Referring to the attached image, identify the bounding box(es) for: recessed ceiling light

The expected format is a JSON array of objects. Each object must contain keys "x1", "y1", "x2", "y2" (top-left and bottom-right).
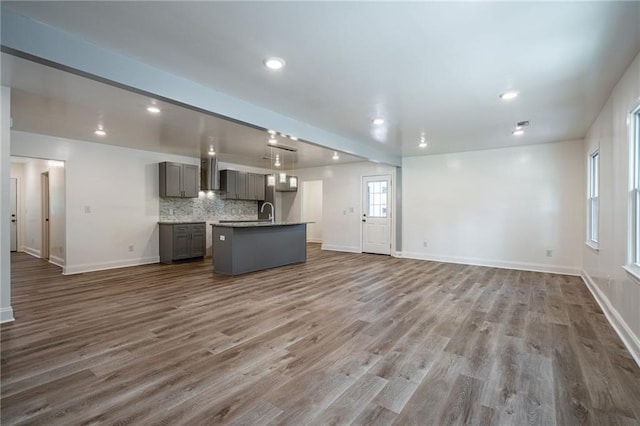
[
  {"x1": 147, "y1": 106, "x2": 161, "y2": 114},
  {"x1": 372, "y1": 118, "x2": 385, "y2": 125},
  {"x1": 512, "y1": 129, "x2": 525, "y2": 136},
  {"x1": 332, "y1": 151, "x2": 340, "y2": 160},
  {"x1": 208, "y1": 144, "x2": 216, "y2": 156},
  {"x1": 499, "y1": 90, "x2": 519, "y2": 100},
  {"x1": 264, "y1": 57, "x2": 285, "y2": 70},
  {"x1": 94, "y1": 127, "x2": 106, "y2": 136}
]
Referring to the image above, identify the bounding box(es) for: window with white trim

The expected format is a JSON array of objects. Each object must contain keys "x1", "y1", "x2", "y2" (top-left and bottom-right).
[
  {"x1": 629, "y1": 105, "x2": 640, "y2": 266},
  {"x1": 587, "y1": 149, "x2": 599, "y2": 246}
]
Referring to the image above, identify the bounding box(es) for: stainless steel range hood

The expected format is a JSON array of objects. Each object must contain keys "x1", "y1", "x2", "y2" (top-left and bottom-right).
[{"x1": 201, "y1": 157, "x2": 220, "y2": 191}]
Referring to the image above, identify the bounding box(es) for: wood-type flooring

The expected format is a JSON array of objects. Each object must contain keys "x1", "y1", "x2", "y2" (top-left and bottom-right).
[{"x1": 2, "y1": 246, "x2": 640, "y2": 425}]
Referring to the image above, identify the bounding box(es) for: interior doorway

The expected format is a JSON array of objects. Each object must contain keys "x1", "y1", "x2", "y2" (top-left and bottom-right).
[
  {"x1": 41, "y1": 171, "x2": 50, "y2": 260},
  {"x1": 301, "y1": 180, "x2": 323, "y2": 243},
  {"x1": 362, "y1": 175, "x2": 391, "y2": 255}
]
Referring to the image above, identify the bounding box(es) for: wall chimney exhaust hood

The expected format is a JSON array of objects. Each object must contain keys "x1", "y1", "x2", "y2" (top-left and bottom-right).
[{"x1": 201, "y1": 157, "x2": 220, "y2": 191}]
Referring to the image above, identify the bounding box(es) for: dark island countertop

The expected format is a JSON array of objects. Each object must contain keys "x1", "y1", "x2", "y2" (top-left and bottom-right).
[
  {"x1": 212, "y1": 221, "x2": 311, "y2": 228},
  {"x1": 158, "y1": 221, "x2": 206, "y2": 225}
]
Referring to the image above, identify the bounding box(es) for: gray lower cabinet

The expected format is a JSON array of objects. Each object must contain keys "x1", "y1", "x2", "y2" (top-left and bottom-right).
[
  {"x1": 159, "y1": 162, "x2": 199, "y2": 198},
  {"x1": 159, "y1": 222, "x2": 206, "y2": 264}
]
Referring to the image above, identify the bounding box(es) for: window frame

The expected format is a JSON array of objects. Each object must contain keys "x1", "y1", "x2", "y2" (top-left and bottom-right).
[
  {"x1": 587, "y1": 148, "x2": 600, "y2": 249},
  {"x1": 625, "y1": 103, "x2": 640, "y2": 281}
]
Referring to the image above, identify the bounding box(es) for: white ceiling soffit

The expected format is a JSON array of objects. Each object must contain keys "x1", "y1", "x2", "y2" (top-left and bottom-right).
[
  {"x1": 1, "y1": 54, "x2": 364, "y2": 170},
  {"x1": 2, "y1": 2, "x2": 640, "y2": 159}
]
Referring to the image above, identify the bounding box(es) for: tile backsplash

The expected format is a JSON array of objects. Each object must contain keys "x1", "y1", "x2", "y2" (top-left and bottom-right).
[{"x1": 159, "y1": 193, "x2": 258, "y2": 222}]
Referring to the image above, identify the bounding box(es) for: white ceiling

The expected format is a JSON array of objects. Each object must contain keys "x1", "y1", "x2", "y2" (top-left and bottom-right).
[{"x1": 2, "y1": 1, "x2": 640, "y2": 160}]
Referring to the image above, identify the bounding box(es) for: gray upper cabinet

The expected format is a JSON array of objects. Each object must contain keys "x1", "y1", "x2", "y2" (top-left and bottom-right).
[
  {"x1": 253, "y1": 174, "x2": 266, "y2": 200},
  {"x1": 236, "y1": 171, "x2": 247, "y2": 200},
  {"x1": 159, "y1": 162, "x2": 199, "y2": 198},
  {"x1": 220, "y1": 169, "x2": 237, "y2": 199},
  {"x1": 220, "y1": 170, "x2": 266, "y2": 201}
]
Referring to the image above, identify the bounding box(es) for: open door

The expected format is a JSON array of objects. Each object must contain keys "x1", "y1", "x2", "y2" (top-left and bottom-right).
[
  {"x1": 362, "y1": 175, "x2": 391, "y2": 255},
  {"x1": 10, "y1": 178, "x2": 17, "y2": 252},
  {"x1": 41, "y1": 171, "x2": 50, "y2": 260}
]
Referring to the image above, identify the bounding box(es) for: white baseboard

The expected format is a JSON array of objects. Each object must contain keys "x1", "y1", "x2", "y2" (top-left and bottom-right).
[
  {"x1": 307, "y1": 238, "x2": 322, "y2": 244},
  {"x1": 581, "y1": 270, "x2": 640, "y2": 368},
  {"x1": 401, "y1": 251, "x2": 581, "y2": 276},
  {"x1": 49, "y1": 255, "x2": 65, "y2": 268},
  {"x1": 321, "y1": 244, "x2": 361, "y2": 254},
  {"x1": 23, "y1": 247, "x2": 41, "y2": 258},
  {"x1": 0, "y1": 307, "x2": 15, "y2": 323},
  {"x1": 392, "y1": 251, "x2": 402, "y2": 258},
  {"x1": 63, "y1": 256, "x2": 160, "y2": 275}
]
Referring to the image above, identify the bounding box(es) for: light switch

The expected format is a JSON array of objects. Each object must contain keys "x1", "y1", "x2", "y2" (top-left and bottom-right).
[{"x1": 220, "y1": 235, "x2": 226, "y2": 241}]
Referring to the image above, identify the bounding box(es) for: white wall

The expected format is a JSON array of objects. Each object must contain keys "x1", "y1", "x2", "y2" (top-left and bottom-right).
[
  {"x1": 22, "y1": 159, "x2": 46, "y2": 257},
  {"x1": 1, "y1": 86, "x2": 14, "y2": 322},
  {"x1": 301, "y1": 180, "x2": 323, "y2": 243},
  {"x1": 402, "y1": 140, "x2": 584, "y2": 274},
  {"x1": 48, "y1": 162, "x2": 65, "y2": 266},
  {"x1": 11, "y1": 131, "x2": 198, "y2": 274},
  {"x1": 582, "y1": 52, "x2": 640, "y2": 364},
  {"x1": 284, "y1": 161, "x2": 398, "y2": 253}
]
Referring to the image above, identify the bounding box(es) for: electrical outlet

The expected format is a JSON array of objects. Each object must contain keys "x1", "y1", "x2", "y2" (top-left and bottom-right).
[
  {"x1": 349, "y1": 207, "x2": 354, "y2": 213},
  {"x1": 128, "y1": 245, "x2": 134, "y2": 252},
  {"x1": 546, "y1": 249, "x2": 553, "y2": 257},
  {"x1": 84, "y1": 205, "x2": 91, "y2": 213},
  {"x1": 220, "y1": 235, "x2": 226, "y2": 241},
  {"x1": 169, "y1": 208, "x2": 174, "y2": 215}
]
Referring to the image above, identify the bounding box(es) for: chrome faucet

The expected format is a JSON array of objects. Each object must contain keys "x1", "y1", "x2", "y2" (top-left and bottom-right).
[{"x1": 260, "y1": 202, "x2": 275, "y2": 223}]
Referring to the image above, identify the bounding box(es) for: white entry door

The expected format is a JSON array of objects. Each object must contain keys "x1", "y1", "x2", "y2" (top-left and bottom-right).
[{"x1": 362, "y1": 175, "x2": 391, "y2": 255}]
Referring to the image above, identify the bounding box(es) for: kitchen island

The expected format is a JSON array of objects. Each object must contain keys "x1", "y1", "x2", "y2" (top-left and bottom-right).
[{"x1": 211, "y1": 222, "x2": 308, "y2": 275}]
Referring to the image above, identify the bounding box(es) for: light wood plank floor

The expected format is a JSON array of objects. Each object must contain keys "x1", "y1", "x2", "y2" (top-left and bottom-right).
[{"x1": 2, "y1": 246, "x2": 640, "y2": 425}]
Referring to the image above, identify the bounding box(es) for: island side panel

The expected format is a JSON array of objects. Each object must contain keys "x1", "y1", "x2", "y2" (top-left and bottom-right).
[{"x1": 212, "y1": 226, "x2": 235, "y2": 274}]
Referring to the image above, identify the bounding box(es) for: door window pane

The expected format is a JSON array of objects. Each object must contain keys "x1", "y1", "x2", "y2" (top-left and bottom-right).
[{"x1": 368, "y1": 181, "x2": 388, "y2": 218}]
